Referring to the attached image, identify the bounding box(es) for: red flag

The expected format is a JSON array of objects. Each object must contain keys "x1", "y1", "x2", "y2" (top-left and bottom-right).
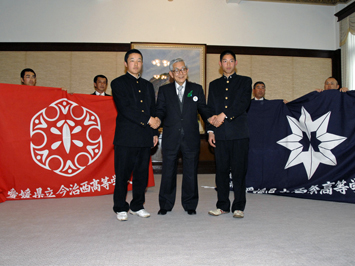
[{"x1": 0, "y1": 84, "x2": 154, "y2": 203}]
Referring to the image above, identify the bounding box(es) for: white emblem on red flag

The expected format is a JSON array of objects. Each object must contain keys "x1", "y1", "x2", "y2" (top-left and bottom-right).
[{"x1": 30, "y1": 99, "x2": 103, "y2": 177}]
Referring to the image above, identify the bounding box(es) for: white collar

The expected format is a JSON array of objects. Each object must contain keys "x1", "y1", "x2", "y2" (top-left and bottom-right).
[
  {"x1": 95, "y1": 91, "x2": 105, "y2": 96},
  {"x1": 175, "y1": 81, "x2": 186, "y2": 89}
]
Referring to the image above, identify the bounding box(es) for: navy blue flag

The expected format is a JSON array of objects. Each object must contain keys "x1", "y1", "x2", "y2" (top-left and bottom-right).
[{"x1": 246, "y1": 90, "x2": 355, "y2": 203}]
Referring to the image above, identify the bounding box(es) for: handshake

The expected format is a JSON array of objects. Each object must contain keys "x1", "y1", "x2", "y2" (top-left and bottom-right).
[
  {"x1": 208, "y1": 113, "x2": 225, "y2": 128},
  {"x1": 148, "y1": 117, "x2": 161, "y2": 129}
]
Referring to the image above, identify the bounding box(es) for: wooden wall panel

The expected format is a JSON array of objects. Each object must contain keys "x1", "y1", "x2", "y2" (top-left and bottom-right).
[
  {"x1": 236, "y1": 54, "x2": 253, "y2": 78},
  {"x1": 26, "y1": 52, "x2": 71, "y2": 89},
  {"x1": 293, "y1": 57, "x2": 332, "y2": 99},
  {"x1": 0, "y1": 52, "x2": 26, "y2": 85},
  {"x1": 70, "y1": 52, "x2": 118, "y2": 95},
  {"x1": 251, "y1": 55, "x2": 294, "y2": 101},
  {"x1": 206, "y1": 54, "x2": 220, "y2": 98},
  {"x1": 0, "y1": 51, "x2": 332, "y2": 102},
  {"x1": 206, "y1": 54, "x2": 331, "y2": 102},
  {"x1": 115, "y1": 52, "x2": 126, "y2": 87}
]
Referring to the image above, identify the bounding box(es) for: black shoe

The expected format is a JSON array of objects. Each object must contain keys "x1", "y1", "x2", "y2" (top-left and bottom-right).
[
  {"x1": 187, "y1": 210, "x2": 196, "y2": 215},
  {"x1": 158, "y1": 209, "x2": 167, "y2": 215}
]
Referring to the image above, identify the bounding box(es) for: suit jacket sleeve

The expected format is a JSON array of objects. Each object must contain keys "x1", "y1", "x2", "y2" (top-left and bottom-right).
[
  {"x1": 196, "y1": 84, "x2": 212, "y2": 123},
  {"x1": 155, "y1": 85, "x2": 166, "y2": 124},
  {"x1": 149, "y1": 83, "x2": 159, "y2": 136},
  {"x1": 207, "y1": 81, "x2": 216, "y2": 132}
]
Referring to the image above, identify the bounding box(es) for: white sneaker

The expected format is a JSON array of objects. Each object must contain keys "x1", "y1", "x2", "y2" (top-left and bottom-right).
[
  {"x1": 129, "y1": 209, "x2": 151, "y2": 218},
  {"x1": 208, "y1": 208, "x2": 229, "y2": 216},
  {"x1": 233, "y1": 210, "x2": 244, "y2": 218},
  {"x1": 116, "y1": 211, "x2": 128, "y2": 221}
]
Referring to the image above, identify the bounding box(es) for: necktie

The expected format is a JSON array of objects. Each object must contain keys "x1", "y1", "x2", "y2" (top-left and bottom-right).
[{"x1": 178, "y1": 86, "x2": 183, "y2": 102}]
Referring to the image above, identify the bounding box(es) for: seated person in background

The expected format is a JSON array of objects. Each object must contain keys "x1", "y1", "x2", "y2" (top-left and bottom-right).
[
  {"x1": 92, "y1": 75, "x2": 110, "y2": 96},
  {"x1": 316, "y1": 77, "x2": 349, "y2": 92},
  {"x1": 21, "y1": 68, "x2": 36, "y2": 86},
  {"x1": 252, "y1": 81, "x2": 266, "y2": 100}
]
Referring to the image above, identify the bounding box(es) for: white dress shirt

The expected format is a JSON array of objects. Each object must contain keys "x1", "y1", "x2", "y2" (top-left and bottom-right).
[
  {"x1": 175, "y1": 81, "x2": 186, "y2": 97},
  {"x1": 95, "y1": 91, "x2": 106, "y2": 96}
]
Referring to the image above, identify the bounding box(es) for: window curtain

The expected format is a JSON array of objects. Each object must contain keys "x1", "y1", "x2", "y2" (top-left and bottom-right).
[{"x1": 340, "y1": 14, "x2": 355, "y2": 90}]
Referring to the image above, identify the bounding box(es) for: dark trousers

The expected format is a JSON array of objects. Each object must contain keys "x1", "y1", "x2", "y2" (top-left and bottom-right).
[
  {"x1": 113, "y1": 145, "x2": 150, "y2": 213},
  {"x1": 159, "y1": 135, "x2": 199, "y2": 211},
  {"x1": 215, "y1": 138, "x2": 249, "y2": 212}
]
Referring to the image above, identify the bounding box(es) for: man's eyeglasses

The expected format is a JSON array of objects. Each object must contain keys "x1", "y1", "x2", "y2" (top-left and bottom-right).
[{"x1": 172, "y1": 67, "x2": 188, "y2": 74}]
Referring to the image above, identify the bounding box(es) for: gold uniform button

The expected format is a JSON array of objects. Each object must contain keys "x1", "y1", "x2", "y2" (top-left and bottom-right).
[
  {"x1": 142, "y1": 110, "x2": 144, "y2": 112},
  {"x1": 137, "y1": 81, "x2": 139, "y2": 83},
  {"x1": 226, "y1": 88, "x2": 228, "y2": 91},
  {"x1": 227, "y1": 80, "x2": 229, "y2": 83},
  {"x1": 225, "y1": 97, "x2": 228, "y2": 100},
  {"x1": 225, "y1": 106, "x2": 228, "y2": 108},
  {"x1": 139, "y1": 90, "x2": 141, "y2": 93},
  {"x1": 140, "y1": 100, "x2": 143, "y2": 103}
]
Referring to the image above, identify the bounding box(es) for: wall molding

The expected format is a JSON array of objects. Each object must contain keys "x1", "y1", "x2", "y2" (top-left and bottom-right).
[
  {"x1": 0, "y1": 42, "x2": 337, "y2": 58},
  {"x1": 335, "y1": 1, "x2": 355, "y2": 21},
  {"x1": 207, "y1": 45, "x2": 336, "y2": 58},
  {"x1": 0, "y1": 42, "x2": 131, "y2": 51}
]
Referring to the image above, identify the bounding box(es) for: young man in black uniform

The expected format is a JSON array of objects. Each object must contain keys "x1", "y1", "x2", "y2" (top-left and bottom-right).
[
  {"x1": 207, "y1": 50, "x2": 252, "y2": 219},
  {"x1": 111, "y1": 49, "x2": 159, "y2": 221}
]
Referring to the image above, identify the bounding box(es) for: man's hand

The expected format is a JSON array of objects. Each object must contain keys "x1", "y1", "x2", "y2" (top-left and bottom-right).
[
  {"x1": 148, "y1": 117, "x2": 161, "y2": 129},
  {"x1": 208, "y1": 115, "x2": 217, "y2": 125},
  {"x1": 212, "y1": 112, "x2": 225, "y2": 128},
  {"x1": 208, "y1": 132, "x2": 216, "y2": 148},
  {"x1": 339, "y1": 87, "x2": 349, "y2": 92},
  {"x1": 316, "y1": 87, "x2": 349, "y2": 92},
  {"x1": 153, "y1": 135, "x2": 158, "y2": 148}
]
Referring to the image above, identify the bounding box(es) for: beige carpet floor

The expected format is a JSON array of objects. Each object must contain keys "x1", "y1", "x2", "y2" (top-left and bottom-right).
[{"x1": 1, "y1": 174, "x2": 355, "y2": 266}]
